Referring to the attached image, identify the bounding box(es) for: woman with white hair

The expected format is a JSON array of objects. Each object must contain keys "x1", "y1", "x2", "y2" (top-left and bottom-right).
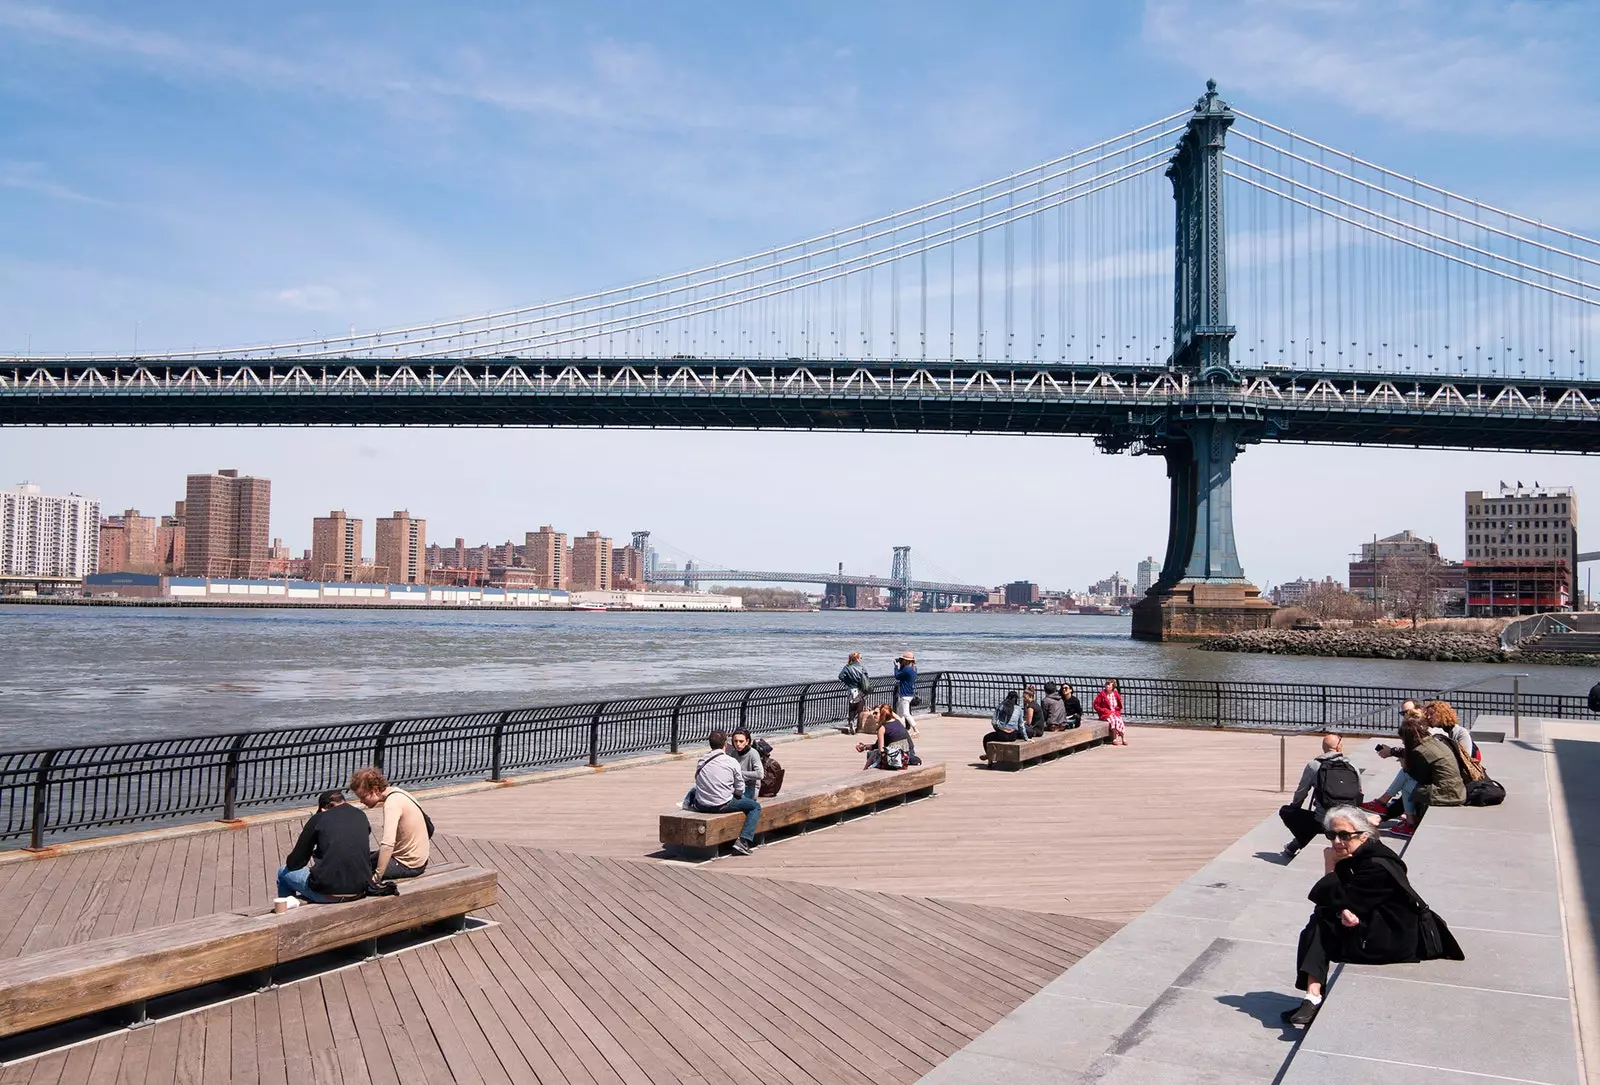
[{"x1": 1282, "y1": 805, "x2": 1463, "y2": 1027}]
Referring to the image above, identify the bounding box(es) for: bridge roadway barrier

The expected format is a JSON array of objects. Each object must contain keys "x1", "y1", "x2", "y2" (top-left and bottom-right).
[{"x1": 919, "y1": 720, "x2": 1586, "y2": 1084}]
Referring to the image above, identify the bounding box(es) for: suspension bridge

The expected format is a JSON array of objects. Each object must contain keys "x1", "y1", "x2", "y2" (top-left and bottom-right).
[
  {"x1": 6, "y1": 81, "x2": 1598, "y2": 637},
  {"x1": 641, "y1": 544, "x2": 989, "y2": 611}
]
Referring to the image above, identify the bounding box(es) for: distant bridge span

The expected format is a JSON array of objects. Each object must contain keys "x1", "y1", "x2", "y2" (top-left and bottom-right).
[{"x1": 645, "y1": 567, "x2": 987, "y2": 598}]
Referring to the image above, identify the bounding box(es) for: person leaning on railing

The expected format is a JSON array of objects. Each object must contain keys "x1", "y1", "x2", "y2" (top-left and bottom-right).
[{"x1": 350, "y1": 766, "x2": 431, "y2": 885}]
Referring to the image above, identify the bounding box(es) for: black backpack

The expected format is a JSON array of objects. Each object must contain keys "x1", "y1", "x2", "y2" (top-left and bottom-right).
[
  {"x1": 1466, "y1": 778, "x2": 1507, "y2": 806},
  {"x1": 1314, "y1": 757, "x2": 1363, "y2": 809}
]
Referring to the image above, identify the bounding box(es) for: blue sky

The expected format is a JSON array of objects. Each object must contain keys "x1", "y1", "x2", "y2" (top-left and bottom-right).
[{"x1": 3, "y1": 1, "x2": 1599, "y2": 591}]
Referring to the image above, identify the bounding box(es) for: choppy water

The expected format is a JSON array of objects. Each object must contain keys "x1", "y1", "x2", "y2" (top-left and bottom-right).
[{"x1": 1, "y1": 606, "x2": 1593, "y2": 749}]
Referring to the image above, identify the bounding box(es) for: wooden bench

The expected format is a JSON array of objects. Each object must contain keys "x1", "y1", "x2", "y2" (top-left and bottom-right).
[
  {"x1": 0, "y1": 864, "x2": 497, "y2": 1040},
  {"x1": 660, "y1": 763, "x2": 945, "y2": 858},
  {"x1": 985, "y1": 723, "x2": 1110, "y2": 770}
]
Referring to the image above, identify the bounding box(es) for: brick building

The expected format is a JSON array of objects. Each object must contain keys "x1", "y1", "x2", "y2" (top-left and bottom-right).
[
  {"x1": 183, "y1": 469, "x2": 270, "y2": 578},
  {"x1": 311, "y1": 510, "x2": 363, "y2": 581},
  {"x1": 569, "y1": 531, "x2": 613, "y2": 591},
  {"x1": 98, "y1": 508, "x2": 157, "y2": 574},
  {"x1": 376, "y1": 510, "x2": 427, "y2": 584},
  {"x1": 612, "y1": 545, "x2": 645, "y2": 588},
  {"x1": 525, "y1": 526, "x2": 568, "y2": 589}
]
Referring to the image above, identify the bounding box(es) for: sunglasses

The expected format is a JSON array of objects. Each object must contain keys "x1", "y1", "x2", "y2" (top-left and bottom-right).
[{"x1": 1325, "y1": 829, "x2": 1365, "y2": 842}]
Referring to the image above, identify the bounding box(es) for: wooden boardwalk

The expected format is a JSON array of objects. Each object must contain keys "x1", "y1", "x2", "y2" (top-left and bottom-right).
[{"x1": 0, "y1": 719, "x2": 1322, "y2": 1083}]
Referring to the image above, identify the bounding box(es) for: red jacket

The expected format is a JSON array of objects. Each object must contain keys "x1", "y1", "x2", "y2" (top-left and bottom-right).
[{"x1": 1093, "y1": 688, "x2": 1122, "y2": 720}]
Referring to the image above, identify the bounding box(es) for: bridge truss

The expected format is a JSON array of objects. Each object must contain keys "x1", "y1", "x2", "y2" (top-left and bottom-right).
[{"x1": 6, "y1": 357, "x2": 1599, "y2": 452}]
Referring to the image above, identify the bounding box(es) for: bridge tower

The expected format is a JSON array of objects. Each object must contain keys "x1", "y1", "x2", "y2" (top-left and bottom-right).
[
  {"x1": 1120, "y1": 81, "x2": 1275, "y2": 641},
  {"x1": 631, "y1": 531, "x2": 656, "y2": 579},
  {"x1": 889, "y1": 546, "x2": 912, "y2": 612}
]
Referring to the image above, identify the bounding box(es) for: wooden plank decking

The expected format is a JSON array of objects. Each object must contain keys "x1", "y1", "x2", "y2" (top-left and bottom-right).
[{"x1": 0, "y1": 719, "x2": 1322, "y2": 1083}]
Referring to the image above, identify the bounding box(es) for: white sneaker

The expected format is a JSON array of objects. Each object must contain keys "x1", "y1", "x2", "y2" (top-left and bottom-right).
[{"x1": 679, "y1": 800, "x2": 691, "y2": 810}]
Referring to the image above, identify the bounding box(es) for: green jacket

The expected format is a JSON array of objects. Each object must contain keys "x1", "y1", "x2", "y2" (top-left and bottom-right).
[{"x1": 1407, "y1": 734, "x2": 1466, "y2": 808}]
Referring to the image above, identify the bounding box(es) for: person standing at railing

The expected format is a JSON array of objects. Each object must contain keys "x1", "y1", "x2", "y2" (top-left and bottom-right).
[
  {"x1": 1094, "y1": 678, "x2": 1127, "y2": 745},
  {"x1": 893, "y1": 652, "x2": 919, "y2": 735},
  {"x1": 838, "y1": 652, "x2": 871, "y2": 734}
]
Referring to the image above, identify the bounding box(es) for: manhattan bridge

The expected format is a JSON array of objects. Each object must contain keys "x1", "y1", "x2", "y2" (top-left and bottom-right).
[{"x1": 6, "y1": 82, "x2": 1598, "y2": 636}]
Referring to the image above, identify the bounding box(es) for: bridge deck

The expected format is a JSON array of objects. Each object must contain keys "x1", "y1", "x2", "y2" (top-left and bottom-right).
[{"x1": 0, "y1": 721, "x2": 1324, "y2": 1082}]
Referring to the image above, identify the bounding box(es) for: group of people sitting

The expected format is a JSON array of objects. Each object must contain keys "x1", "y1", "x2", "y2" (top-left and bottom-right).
[
  {"x1": 274, "y1": 766, "x2": 433, "y2": 904},
  {"x1": 1278, "y1": 699, "x2": 1484, "y2": 859},
  {"x1": 980, "y1": 678, "x2": 1127, "y2": 758}
]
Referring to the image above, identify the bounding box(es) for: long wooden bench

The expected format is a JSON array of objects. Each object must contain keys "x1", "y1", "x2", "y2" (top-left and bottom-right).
[
  {"x1": 985, "y1": 723, "x2": 1110, "y2": 770},
  {"x1": 660, "y1": 763, "x2": 945, "y2": 858},
  {"x1": 0, "y1": 864, "x2": 497, "y2": 1040}
]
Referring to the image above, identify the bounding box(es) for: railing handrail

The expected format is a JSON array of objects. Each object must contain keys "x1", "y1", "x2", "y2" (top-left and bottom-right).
[{"x1": 3, "y1": 668, "x2": 1585, "y2": 848}]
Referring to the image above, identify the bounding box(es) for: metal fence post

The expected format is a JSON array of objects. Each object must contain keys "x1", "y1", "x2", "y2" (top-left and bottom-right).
[
  {"x1": 1320, "y1": 687, "x2": 1328, "y2": 728},
  {"x1": 670, "y1": 695, "x2": 686, "y2": 754},
  {"x1": 739, "y1": 688, "x2": 755, "y2": 730},
  {"x1": 27, "y1": 751, "x2": 55, "y2": 851},
  {"x1": 589, "y1": 703, "x2": 607, "y2": 767},
  {"x1": 221, "y1": 733, "x2": 249, "y2": 821},
  {"x1": 1279, "y1": 735, "x2": 1287, "y2": 793},
  {"x1": 1213, "y1": 683, "x2": 1223, "y2": 727},
  {"x1": 489, "y1": 711, "x2": 510, "y2": 782},
  {"x1": 373, "y1": 721, "x2": 395, "y2": 770},
  {"x1": 1513, "y1": 675, "x2": 1522, "y2": 739},
  {"x1": 796, "y1": 683, "x2": 812, "y2": 735}
]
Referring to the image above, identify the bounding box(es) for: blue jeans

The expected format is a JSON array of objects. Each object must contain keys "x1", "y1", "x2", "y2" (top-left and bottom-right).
[
  {"x1": 276, "y1": 864, "x2": 333, "y2": 904},
  {"x1": 689, "y1": 795, "x2": 761, "y2": 843}
]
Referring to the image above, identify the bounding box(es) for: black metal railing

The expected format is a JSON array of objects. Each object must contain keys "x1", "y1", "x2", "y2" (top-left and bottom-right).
[
  {"x1": 0, "y1": 672, "x2": 937, "y2": 848},
  {"x1": 2, "y1": 669, "x2": 1584, "y2": 848},
  {"x1": 931, "y1": 671, "x2": 1585, "y2": 733}
]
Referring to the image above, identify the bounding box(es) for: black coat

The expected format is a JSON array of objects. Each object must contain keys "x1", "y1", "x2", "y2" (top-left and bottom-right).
[
  {"x1": 1307, "y1": 837, "x2": 1444, "y2": 965},
  {"x1": 283, "y1": 801, "x2": 374, "y2": 897}
]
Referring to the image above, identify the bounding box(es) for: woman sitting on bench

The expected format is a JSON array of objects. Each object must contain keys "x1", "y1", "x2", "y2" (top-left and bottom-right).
[{"x1": 979, "y1": 690, "x2": 1028, "y2": 760}]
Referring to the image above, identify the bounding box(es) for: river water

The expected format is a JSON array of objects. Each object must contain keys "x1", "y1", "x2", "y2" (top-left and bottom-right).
[{"x1": 1, "y1": 606, "x2": 1594, "y2": 749}]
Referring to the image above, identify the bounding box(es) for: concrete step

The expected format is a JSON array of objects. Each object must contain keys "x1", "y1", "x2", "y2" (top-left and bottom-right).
[{"x1": 919, "y1": 743, "x2": 1395, "y2": 1083}]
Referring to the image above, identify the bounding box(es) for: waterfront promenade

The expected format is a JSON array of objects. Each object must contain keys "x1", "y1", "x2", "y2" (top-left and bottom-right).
[{"x1": 0, "y1": 718, "x2": 1322, "y2": 1082}]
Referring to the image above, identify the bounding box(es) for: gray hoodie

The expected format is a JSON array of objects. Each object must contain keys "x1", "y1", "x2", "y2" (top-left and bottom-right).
[{"x1": 725, "y1": 742, "x2": 763, "y2": 797}]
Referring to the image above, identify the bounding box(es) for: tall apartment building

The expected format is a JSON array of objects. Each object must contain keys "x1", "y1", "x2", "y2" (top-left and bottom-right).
[
  {"x1": 570, "y1": 531, "x2": 613, "y2": 591},
  {"x1": 98, "y1": 508, "x2": 157, "y2": 573},
  {"x1": 311, "y1": 511, "x2": 364, "y2": 581},
  {"x1": 1135, "y1": 556, "x2": 1161, "y2": 595},
  {"x1": 525, "y1": 526, "x2": 568, "y2": 589},
  {"x1": 155, "y1": 501, "x2": 185, "y2": 575},
  {"x1": 184, "y1": 469, "x2": 271, "y2": 578},
  {"x1": 1465, "y1": 483, "x2": 1578, "y2": 599},
  {"x1": 375, "y1": 510, "x2": 427, "y2": 584},
  {"x1": 0, "y1": 482, "x2": 100, "y2": 578},
  {"x1": 612, "y1": 545, "x2": 644, "y2": 587}
]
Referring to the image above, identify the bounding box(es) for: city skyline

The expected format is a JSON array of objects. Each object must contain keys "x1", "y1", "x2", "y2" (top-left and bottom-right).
[{"x1": 3, "y1": 3, "x2": 1599, "y2": 589}]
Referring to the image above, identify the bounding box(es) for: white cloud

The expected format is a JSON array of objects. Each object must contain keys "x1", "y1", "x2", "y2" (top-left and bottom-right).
[
  {"x1": 274, "y1": 285, "x2": 344, "y2": 312},
  {"x1": 0, "y1": 161, "x2": 108, "y2": 204},
  {"x1": 1143, "y1": 0, "x2": 1596, "y2": 138}
]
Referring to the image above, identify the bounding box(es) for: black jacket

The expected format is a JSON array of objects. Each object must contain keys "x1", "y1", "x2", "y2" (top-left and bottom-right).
[
  {"x1": 1307, "y1": 837, "x2": 1456, "y2": 964},
  {"x1": 284, "y1": 802, "x2": 374, "y2": 897}
]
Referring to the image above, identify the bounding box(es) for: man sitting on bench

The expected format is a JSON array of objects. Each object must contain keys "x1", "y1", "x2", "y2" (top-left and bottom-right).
[
  {"x1": 1036, "y1": 682, "x2": 1083, "y2": 731},
  {"x1": 350, "y1": 766, "x2": 431, "y2": 885},
  {"x1": 276, "y1": 789, "x2": 375, "y2": 903},
  {"x1": 683, "y1": 730, "x2": 761, "y2": 856}
]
